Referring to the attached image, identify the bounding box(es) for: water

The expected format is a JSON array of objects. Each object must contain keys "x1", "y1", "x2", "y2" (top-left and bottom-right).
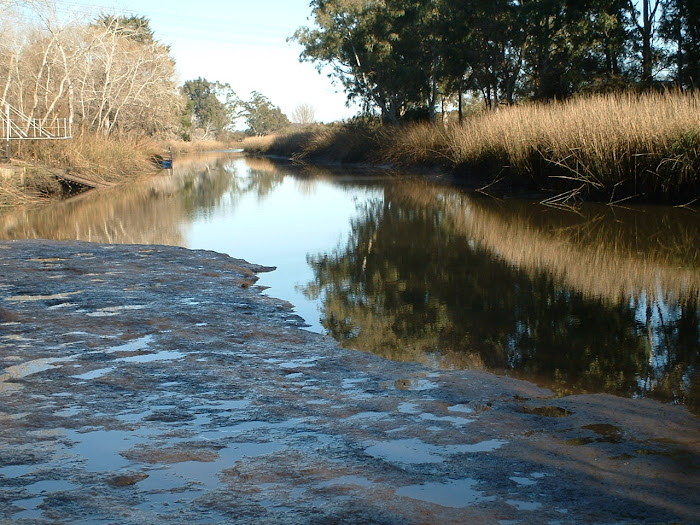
[{"x1": 0, "y1": 150, "x2": 698, "y2": 410}]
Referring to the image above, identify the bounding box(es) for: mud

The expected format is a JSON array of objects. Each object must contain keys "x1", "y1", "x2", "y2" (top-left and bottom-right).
[{"x1": 0, "y1": 240, "x2": 698, "y2": 524}]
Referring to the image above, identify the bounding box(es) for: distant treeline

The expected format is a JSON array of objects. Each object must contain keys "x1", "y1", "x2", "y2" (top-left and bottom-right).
[{"x1": 294, "y1": 0, "x2": 699, "y2": 123}]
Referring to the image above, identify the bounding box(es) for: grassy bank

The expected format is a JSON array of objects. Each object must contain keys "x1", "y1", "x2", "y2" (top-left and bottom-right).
[
  {"x1": 244, "y1": 92, "x2": 700, "y2": 203},
  {"x1": 0, "y1": 135, "x2": 234, "y2": 207},
  {"x1": 0, "y1": 134, "x2": 162, "y2": 207}
]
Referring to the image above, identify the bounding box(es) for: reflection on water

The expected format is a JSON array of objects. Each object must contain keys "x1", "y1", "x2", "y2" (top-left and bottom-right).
[{"x1": 0, "y1": 152, "x2": 697, "y2": 410}]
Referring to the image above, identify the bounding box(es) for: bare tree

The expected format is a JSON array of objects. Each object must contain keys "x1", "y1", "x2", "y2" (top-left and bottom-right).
[
  {"x1": 291, "y1": 103, "x2": 316, "y2": 125},
  {"x1": 0, "y1": 0, "x2": 181, "y2": 137}
]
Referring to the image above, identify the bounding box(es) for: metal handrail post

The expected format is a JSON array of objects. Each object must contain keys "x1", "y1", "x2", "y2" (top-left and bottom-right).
[{"x1": 5, "y1": 104, "x2": 10, "y2": 160}]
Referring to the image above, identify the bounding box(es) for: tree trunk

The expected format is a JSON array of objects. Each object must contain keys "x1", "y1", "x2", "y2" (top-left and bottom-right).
[{"x1": 642, "y1": 0, "x2": 653, "y2": 86}]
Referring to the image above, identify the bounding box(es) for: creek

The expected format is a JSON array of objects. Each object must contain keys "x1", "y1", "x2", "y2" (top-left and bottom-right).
[{"x1": 1, "y1": 150, "x2": 698, "y2": 411}]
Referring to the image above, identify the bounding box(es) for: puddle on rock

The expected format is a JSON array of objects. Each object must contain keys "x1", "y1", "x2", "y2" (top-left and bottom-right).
[
  {"x1": 365, "y1": 438, "x2": 506, "y2": 465},
  {"x1": 419, "y1": 413, "x2": 473, "y2": 426},
  {"x1": 581, "y1": 424, "x2": 625, "y2": 443},
  {"x1": 521, "y1": 406, "x2": 572, "y2": 417},
  {"x1": 365, "y1": 438, "x2": 444, "y2": 464},
  {"x1": 73, "y1": 367, "x2": 115, "y2": 380},
  {"x1": 116, "y1": 350, "x2": 185, "y2": 364},
  {"x1": 11, "y1": 480, "x2": 79, "y2": 520},
  {"x1": 105, "y1": 335, "x2": 154, "y2": 354},
  {"x1": 510, "y1": 476, "x2": 538, "y2": 486},
  {"x1": 392, "y1": 377, "x2": 438, "y2": 391},
  {"x1": 396, "y1": 478, "x2": 494, "y2": 508},
  {"x1": 6, "y1": 291, "x2": 82, "y2": 302},
  {"x1": 506, "y1": 499, "x2": 543, "y2": 511},
  {"x1": 317, "y1": 475, "x2": 376, "y2": 489},
  {"x1": 447, "y1": 403, "x2": 474, "y2": 414},
  {"x1": 1, "y1": 356, "x2": 74, "y2": 383},
  {"x1": 65, "y1": 428, "x2": 150, "y2": 472},
  {"x1": 87, "y1": 304, "x2": 148, "y2": 317}
]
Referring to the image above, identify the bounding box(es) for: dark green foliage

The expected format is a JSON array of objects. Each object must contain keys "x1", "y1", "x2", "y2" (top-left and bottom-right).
[
  {"x1": 181, "y1": 78, "x2": 240, "y2": 139},
  {"x1": 293, "y1": 0, "x2": 699, "y2": 122},
  {"x1": 660, "y1": 0, "x2": 700, "y2": 89},
  {"x1": 243, "y1": 92, "x2": 290, "y2": 135}
]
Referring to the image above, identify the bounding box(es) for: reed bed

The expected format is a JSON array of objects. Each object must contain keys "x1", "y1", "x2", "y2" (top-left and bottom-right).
[
  {"x1": 441, "y1": 91, "x2": 700, "y2": 201},
  {"x1": 27, "y1": 133, "x2": 159, "y2": 183},
  {"x1": 0, "y1": 133, "x2": 165, "y2": 205},
  {"x1": 0, "y1": 165, "x2": 57, "y2": 208},
  {"x1": 242, "y1": 132, "x2": 316, "y2": 158},
  {"x1": 246, "y1": 91, "x2": 700, "y2": 202},
  {"x1": 163, "y1": 139, "x2": 237, "y2": 156},
  {"x1": 243, "y1": 123, "x2": 381, "y2": 164}
]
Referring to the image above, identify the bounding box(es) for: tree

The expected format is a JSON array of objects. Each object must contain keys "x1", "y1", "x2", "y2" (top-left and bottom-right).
[
  {"x1": 81, "y1": 15, "x2": 181, "y2": 135},
  {"x1": 292, "y1": 0, "x2": 677, "y2": 115},
  {"x1": 442, "y1": 0, "x2": 526, "y2": 111},
  {"x1": 660, "y1": 0, "x2": 700, "y2": 89},
  {"x1": 181, "y1": 78, "x2": 240, "y2": 139},
  {"x1": 0, "y1": 2, "x2": 182, "y2": 137},
  {"x1": 627, "y1": 0, "x2": 663, "y2": 87},
  {"x1": 243, "y1": 91, "x2": 290, "y2": 135},
  {"x1": 293, "y1": 0, "x2": 437, "y2": 123},
  {"x1": 291, "y1": 103, "x2": 317, "y2": 125},
  {"x1": 97, "y1": 14, "x2": 155, "y2": 44}
]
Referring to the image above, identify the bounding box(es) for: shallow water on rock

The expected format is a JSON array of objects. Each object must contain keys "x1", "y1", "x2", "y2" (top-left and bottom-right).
[
  {"x1": 0, "y1": 151, "x2": 697, "y2": 410},
  {"x1": 0, "y1": 241, "x2": 697, "y2": 524}
]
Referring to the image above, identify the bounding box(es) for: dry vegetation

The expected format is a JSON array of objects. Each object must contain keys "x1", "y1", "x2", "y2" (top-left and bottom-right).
[{"x1": 245, "y1": 91, "x2": 700, "y2": 203}]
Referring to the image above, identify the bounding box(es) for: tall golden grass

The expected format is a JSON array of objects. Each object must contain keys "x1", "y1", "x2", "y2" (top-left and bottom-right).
[
  {"x1": 27, "y1": 133, "x2": 159, "y2": 182},
  {"x1": 245, "y1": 91, "x2": 700, "y2": 202},
  {"x1": 163, "y1": 139, "x2": 238, "y2": 156},
  {"x1": 243, "y1": 123, "x2": 381, "y2": 164},
  {"x1": 0, "y1": 132, "x2": 172, "y2": 205},
  {"x1": 444, "y1": 91, "x2": 699, "y2": 200},
  {"x1": 0, "y1": 163, "x2": 59, "y2": 207}
]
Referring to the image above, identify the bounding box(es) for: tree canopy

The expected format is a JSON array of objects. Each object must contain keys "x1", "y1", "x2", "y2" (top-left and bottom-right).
[
  {"x1": 242, "y1": 91, "x2": 290, "y2": 135},
  {"x1": 181, "y1": 78, "x2": 240, "y2": 140},
  {"x1": 294, "y1": 0, "x2": 699, "y2": 122}
]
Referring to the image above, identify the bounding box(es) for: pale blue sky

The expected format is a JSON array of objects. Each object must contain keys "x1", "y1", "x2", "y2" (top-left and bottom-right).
[{"x1": 64, "y1": 0, "x2": 357, "y2": 123}]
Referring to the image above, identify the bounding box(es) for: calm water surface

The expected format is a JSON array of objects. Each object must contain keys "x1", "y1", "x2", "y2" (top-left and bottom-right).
[{"x1": 1, "y1": 151, "x2": 698, "y2": 410}]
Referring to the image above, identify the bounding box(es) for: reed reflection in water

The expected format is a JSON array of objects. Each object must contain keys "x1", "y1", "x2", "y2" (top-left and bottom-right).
[{"x1": 0, "y1": 153, "x2": 697, "y2": 410}]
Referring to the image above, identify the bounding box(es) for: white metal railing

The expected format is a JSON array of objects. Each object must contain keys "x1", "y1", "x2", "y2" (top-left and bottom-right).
[{"x1": 1, "y1": 103, "x2": 72, "y2": 141}]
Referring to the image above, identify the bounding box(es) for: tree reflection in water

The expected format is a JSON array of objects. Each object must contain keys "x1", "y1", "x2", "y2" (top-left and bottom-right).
[{"x1": 303, "y1": 185, "x2": 699, "y2": 412}]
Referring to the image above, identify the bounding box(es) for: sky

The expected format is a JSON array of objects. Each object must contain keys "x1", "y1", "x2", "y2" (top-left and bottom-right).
[{"x1": 61, "y1": 0, "x2": 359, "y2": 123}]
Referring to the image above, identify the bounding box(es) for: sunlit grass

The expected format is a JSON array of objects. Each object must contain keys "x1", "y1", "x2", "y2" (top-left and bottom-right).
[
  {"x1": 163, "y1": 139, "x2": 236, "y2": 155},
  {"x1": 439, "y1": 91, "x2": 700, "y2": 200},
  {"x1": 1, "y1": 132, "x2": 166, "y2": 204},
  {"x1": 245, "y1": 91, "x2": 700, "y2": 202}
]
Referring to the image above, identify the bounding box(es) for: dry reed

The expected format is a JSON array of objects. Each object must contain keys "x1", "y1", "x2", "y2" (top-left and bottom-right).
[
  {"x1": 244, "y1": 91, "x2": 700, "y2": 202},
  {"x1": 442, "y1": 91, "x2": 700, "y2": 200},
  {"x1": 0, "y1": 132, "x2": 166, "y2": 205}
]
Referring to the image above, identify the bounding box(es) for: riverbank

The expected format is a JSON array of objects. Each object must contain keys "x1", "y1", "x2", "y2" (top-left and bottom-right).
[
  {"x1": 1, "y1": 240, "x2": 698, "y2": 524},
  {"x1": 0, "y1": 135, "x2": 237, "y2": 207},
  {"x1": 243, "y1": 91, "x2": 700, "y2": 204}
]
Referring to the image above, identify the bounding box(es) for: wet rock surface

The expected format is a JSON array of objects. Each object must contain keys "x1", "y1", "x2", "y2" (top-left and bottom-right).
[{"x1": 0, "y1": 240, "x2": 698, "y2": 524}]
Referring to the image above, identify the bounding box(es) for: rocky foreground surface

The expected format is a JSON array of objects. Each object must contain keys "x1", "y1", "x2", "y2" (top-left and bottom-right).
[{"x1": 0, "y1": 240, "x2": 697, "y2": 524}]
